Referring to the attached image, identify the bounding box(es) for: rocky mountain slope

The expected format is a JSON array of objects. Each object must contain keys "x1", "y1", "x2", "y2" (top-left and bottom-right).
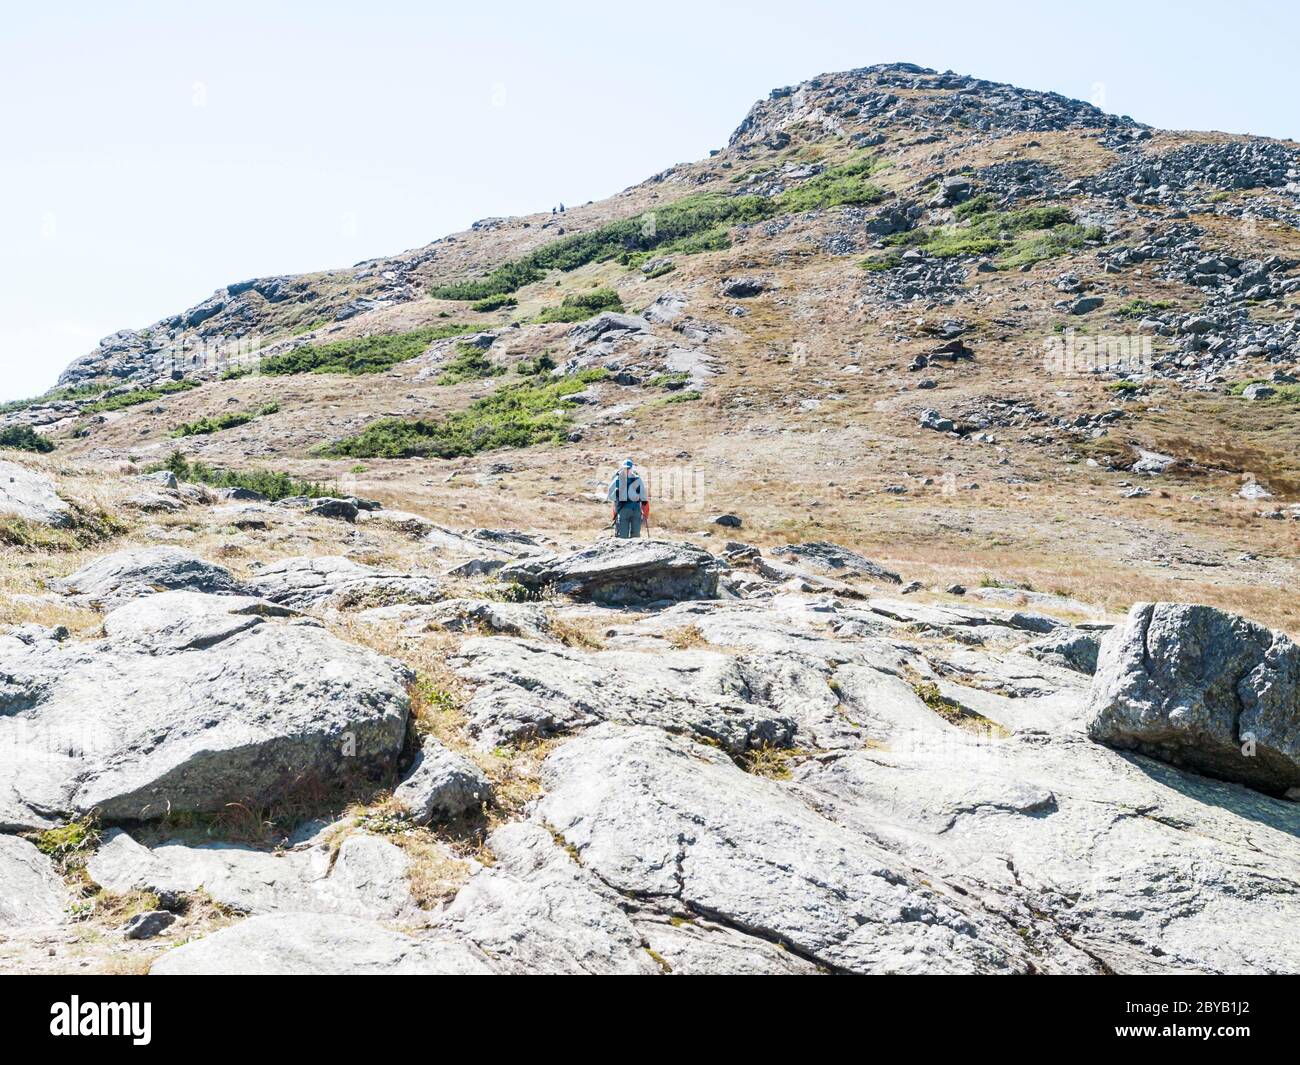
[{"x1": 2, "y1": 63, "x2": 1300, "y2": 974}]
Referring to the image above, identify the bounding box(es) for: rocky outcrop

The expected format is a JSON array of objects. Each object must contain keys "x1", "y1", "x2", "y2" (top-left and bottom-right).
[
  {"x1": 55, "y1": 547, "x2": 252, "y2": 609},
  {"x1": 247, "y1": 556, "x2": 441, "y2": 609},
  {"x1": 499, "y1": 540, "x2": 719, "y2": 605},
  {"x1": 150, "y1": 912, "x2": 495, "y2": 975},
  {"x1": 88, "y1": 827, "x2": 416, "y2": 920},
  {"x1": 393, "y1": 737, "x2": 490, "y2": 824},
  {"x1": 537, "y1": 724, "x2": 1035, "y2": 974},
  {"x1": 357, "y1": 599, "x2": 551, "y2": 640},
  {"x1": 1087, "y1": 602, "x2": 1300, "y2": 794},
  {"x1": 0, "y1": 591, "x2": 411, "y2": 828},
  {"x1": 452, "y1": 637, "x2": 799, "y2": 751},
  {"x1": 0, "y1": 460, "x2": 71, "y2": 527}
]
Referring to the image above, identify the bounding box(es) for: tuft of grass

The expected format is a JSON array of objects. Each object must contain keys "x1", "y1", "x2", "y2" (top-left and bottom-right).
[
  {"x1": 0, "y1": 424, "x2": 55, "y2": 453},
  {"x1": 665, "y1": 624, "x2": 707, "y2": 649},
  {"x1": 912, "y1": 680, "x2": 1007, "y2": 737},
  {"x1": 34, "y1": 815, "x2": 101, "y2": 866},
  {"x1": 738, "y1": 743, "x2": 804, "y2": 780},
  {"x1": 172, "y1": 402, "x2": 279, "y2": 437},
  {"x1": 321, "y1": 368, "x2": 608, "y2": 459},
  {"x1": 255, "y1": 324, "x2": 475, "y2": 376},
  {"x1": 550, "y1": 616, "x2": 607, "y2": 649}
]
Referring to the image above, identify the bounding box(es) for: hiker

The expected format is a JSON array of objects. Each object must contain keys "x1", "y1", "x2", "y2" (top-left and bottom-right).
[{"x1": 608, "y1": 459, "x2": 649, "y2": 538}]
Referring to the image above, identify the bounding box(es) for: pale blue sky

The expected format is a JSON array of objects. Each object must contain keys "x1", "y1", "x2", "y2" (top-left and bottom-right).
[{"x1": 2, "y1": 0, "x2": 1295, "y2": 400}]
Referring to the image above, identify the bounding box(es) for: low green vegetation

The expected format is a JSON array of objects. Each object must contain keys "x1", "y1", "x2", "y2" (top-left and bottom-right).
[
  {"x1": 1229, "y1": 379, "x2": 1300, "y2": 403},
  {"x1": 647, "y1": 371, "x2": 691, "y2": 390},
  {"x1": 885, "y1": 205, "x2": 1101, "y2": 270},
  {"x1": 641, "y1": 260, "x2": 676, "y2": 279},
  {"x1": 154, "y1": 451, "x2": 337, "y2": 500},
  {"x1": 430, "y1": 154, "x2": 884, "y2": 300},
  {"x1": 321, "y1": 368, "x2": 608, "y2": 459},
  {"x1": 772, "y1": 154, "x2": 887, "y2": 213},
  {"x1": 952, "y1": 192, "x2": 998, "y2": 218},
  {"x1": 471, "y1": 294, "x2": 518, "y2": 312},
  {"x1": 515, "y1": 353, "x2": 557, "y2": 376},
  {"x1": 1105, "y1": 380, "x2": 1142, "y2": 394},
  {"x1": 651, "y1": 389, "x2": 702, "y2": 405},
  {"x1": 533, "y1": 288, "x2": 624, "y2": 323},
  {"x1": 247, "y1": 323, "x2": 475, "y2": 376},
  {"x1": 437, "y1": 343, "x2": 506, "y2": 385},
  {"x1": 0, "y1": 425, "x2": 55, "y2": 453},
  {"x1": 82, "y1": 379, "x2": 200, "y2": 414},
  {"x1": 1115, "y1": 298, "x2": 1175, "y2": 319},
  {"x1": 859, "y1": 251, "x2": 903, "y2": 271},
  {"x1": 172, "y1": 402, "x2": 279, "y2": 437},
  {"x1": 0, "y1": 382, "x2": 106, "y2": 415}
]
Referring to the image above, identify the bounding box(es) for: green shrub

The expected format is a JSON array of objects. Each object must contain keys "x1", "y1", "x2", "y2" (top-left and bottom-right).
[
  {"x1": 859, "y1": 251, "x2": 902, "y2": 272},
  {"x1": 952, "y1": 193, "x2": 997, "y2": 218},
  {"x1": 471, "y1": 294, "x2": 518, "y2": 312},
  {"x1": 516, "y1": 354, "x2": 557, "y2": 376},
  {"x1": 437, "y1": 343, "x2": 507, "y2": 385},
  {"x1": 1115, "y1": 298, "x2": 1174, "y2": 319},
  {"x1": 886, "y1": 205, "x2": 1088, "y2": 268},
  {"x1": 172, "y1": 402, "x2": 279, "y2": 437},
  {"x1": 153, "y1": 451, "x2": 336, "y2": 500},
  {"x1": 258, "y1": 324, "x2": 474, "y2": 376},
  {"x1": 651, "y1": 389, "x2": 702, "y2": 405},
  {"x1": 82, "y1": 379, "x2": 200, "y2": 414},
  {"x1": 0, "y1": 425, "x2": 55, "y2": 453},
  {"x1": 533, "y1": 288, "x2": 624, "y2": 324},
  {"x1": 321, "y1": 369, "x2": 608, "y2": 459}
]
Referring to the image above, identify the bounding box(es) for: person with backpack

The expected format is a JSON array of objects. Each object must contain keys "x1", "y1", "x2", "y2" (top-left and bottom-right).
[{"x1": 607, "y1": 459, "x2": 649, "y2": 538}]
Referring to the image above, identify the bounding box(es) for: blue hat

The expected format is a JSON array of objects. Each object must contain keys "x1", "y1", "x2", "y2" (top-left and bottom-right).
[{"x1": 623, "y1": 459, "x2": 634, "y2": 468}]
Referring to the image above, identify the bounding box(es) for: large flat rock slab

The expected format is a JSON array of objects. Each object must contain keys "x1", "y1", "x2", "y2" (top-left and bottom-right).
[
  {"x1": 499, "y1": 539, "x2": 719, "y2": 605},
  {"x1": 0, "y1": 590, "x2": 411, "y2": 826},
  {"x1": 55, "y1": 547, "x2": 252, "y2": 608},
  {"x1": 247, "y1": 555, "x2": 441, "y2": 609},
  {"x1": 88, "y1": 828, "x2": 417, "y2": 920},
  {"x1": 535, "y1": 723, "x2": 1041, "y2": 974},
  {"x1": 149, "y1": 912, "x2": 495, "y2": 975}
]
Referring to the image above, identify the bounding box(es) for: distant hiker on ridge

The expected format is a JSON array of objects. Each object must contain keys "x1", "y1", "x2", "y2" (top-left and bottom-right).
[{"x1": 608, "y1": 459, "x2": 649, "y2": 538}]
